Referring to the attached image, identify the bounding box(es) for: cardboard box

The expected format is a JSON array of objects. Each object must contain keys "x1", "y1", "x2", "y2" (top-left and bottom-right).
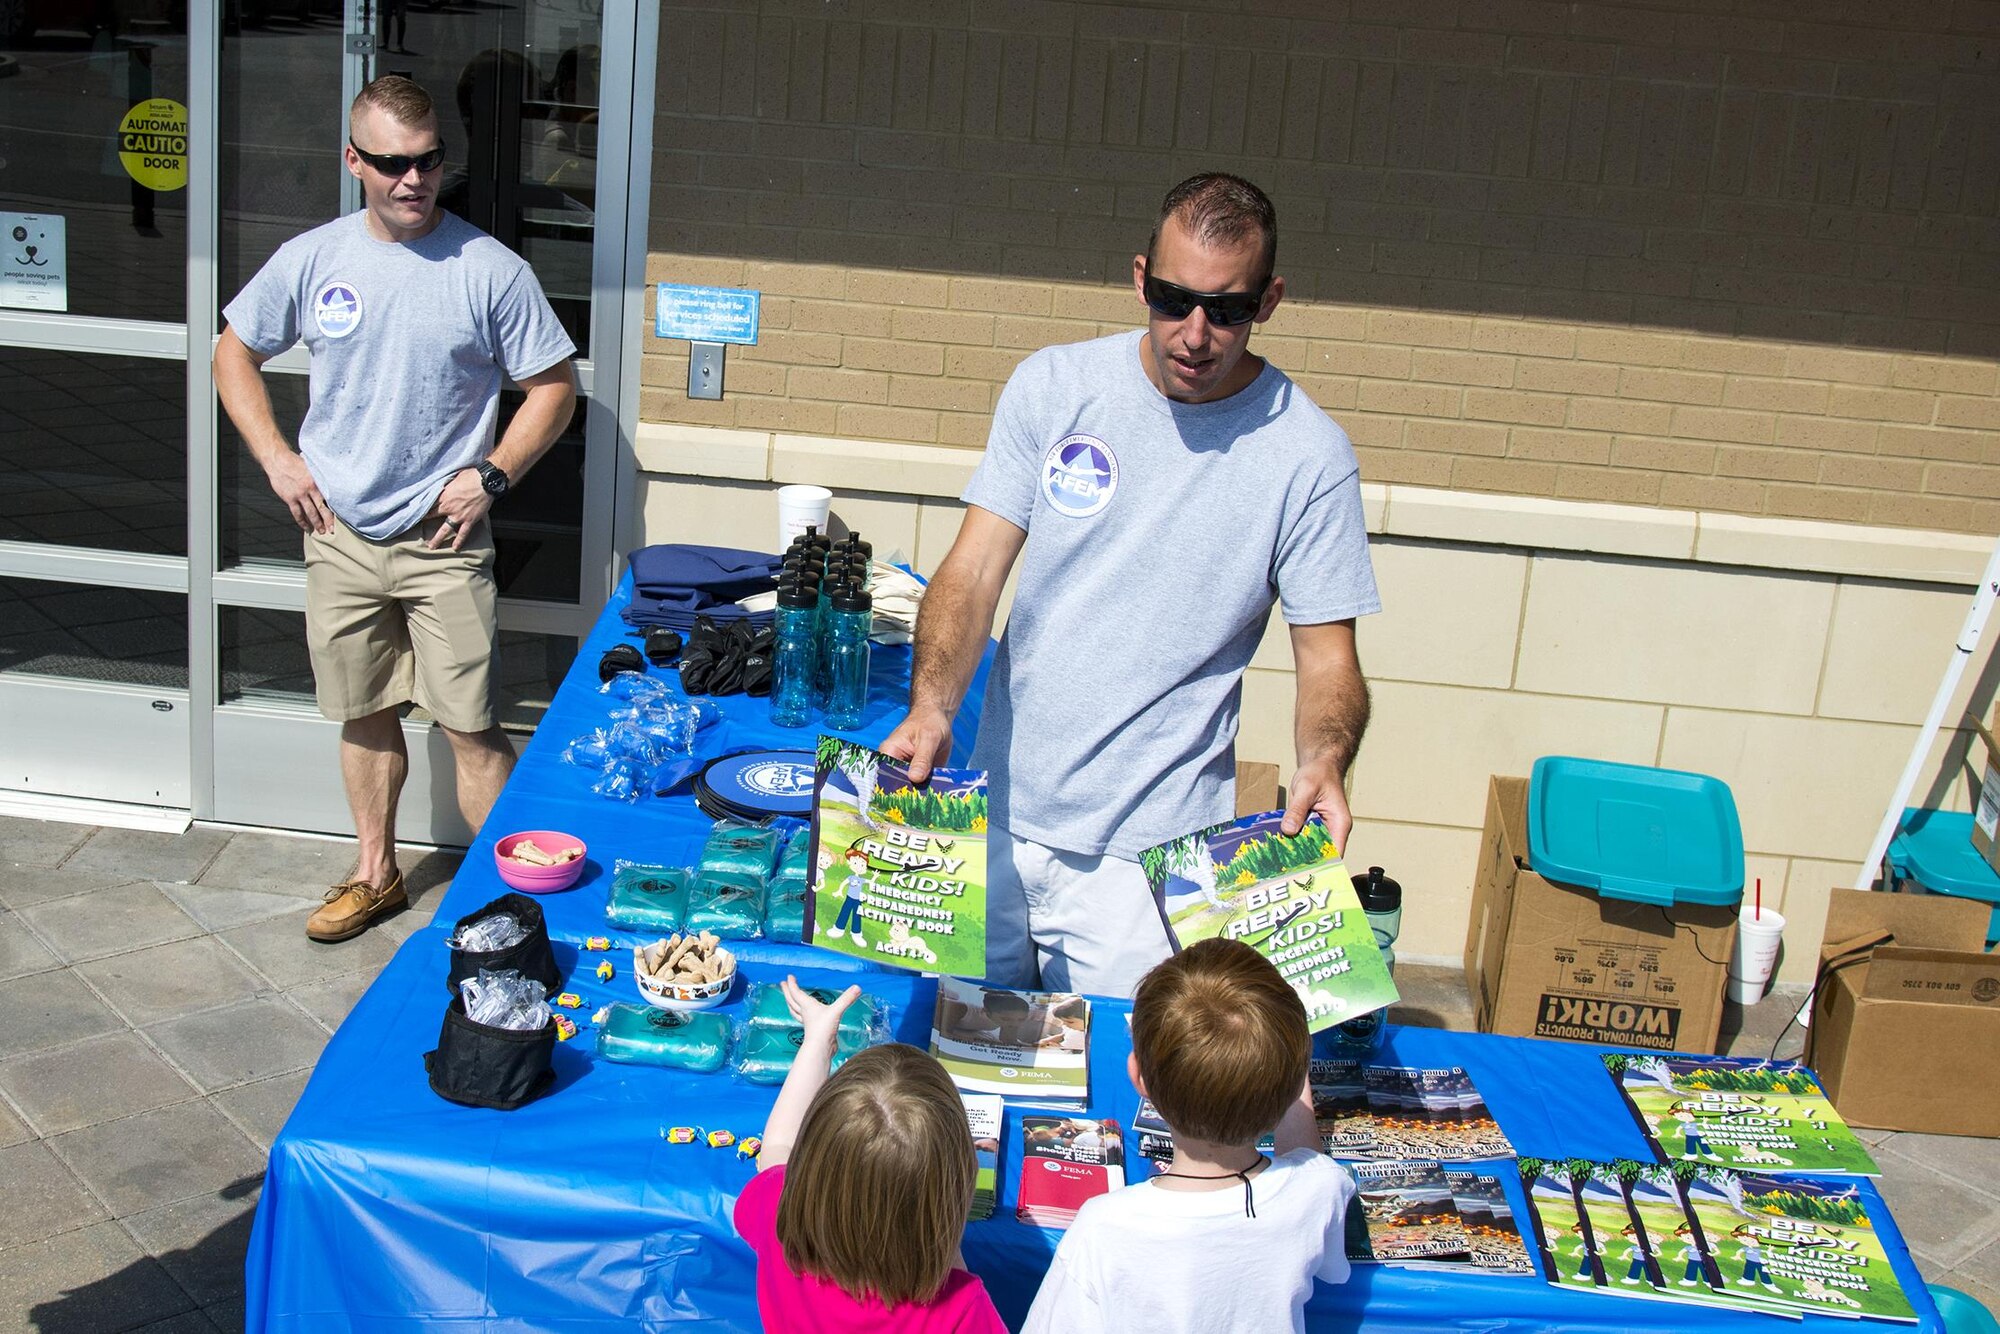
[
  {"x1": 1971, "y1": 709, "x2": 2000, "y2": 878},
  {"x1": 1464, "y1": 775, "x2": 1738, "y2": 1054},
  {"x1": 1805, "y1": 888, "x2": 2000, "y2": 1137},
  {"x1": 1235, "y1": 761, "x2": 1280, "y2": 819}
]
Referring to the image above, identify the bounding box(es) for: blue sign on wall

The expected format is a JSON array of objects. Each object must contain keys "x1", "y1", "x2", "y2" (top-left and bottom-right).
[{"x1": 655, "y1": 283, "x2": 760, "y2": 345}]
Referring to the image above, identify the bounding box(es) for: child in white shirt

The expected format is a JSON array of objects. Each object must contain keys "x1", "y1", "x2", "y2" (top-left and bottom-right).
[{"x1": 1023, "y1": 938, "x2": 1355, "y2": 1334}]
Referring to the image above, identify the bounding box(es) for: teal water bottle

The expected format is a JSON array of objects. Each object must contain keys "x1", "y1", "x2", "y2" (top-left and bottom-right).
[
  {"x1": 1327, "y1": 867, "x2": 1403, "y2": 1055},
  {"x1": 769, "y1": 582, "x2": 818, "y2": 728},
  {"x1": 823, "y1": 581, "x2": 873, "y2": 731}
]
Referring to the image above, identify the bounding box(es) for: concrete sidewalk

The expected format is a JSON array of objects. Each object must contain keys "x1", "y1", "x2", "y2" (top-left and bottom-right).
[{"x1": 0, "y1": 813, "x2": 1995, "y2": 1332}]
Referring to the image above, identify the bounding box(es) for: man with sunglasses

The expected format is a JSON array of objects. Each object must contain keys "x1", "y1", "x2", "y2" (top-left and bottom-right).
[
  {"x1": 884, "y1": 173, "x2": 1378, "y2": 997},
  {"x1": 215, "y1": 75, "x2": 576, "y2": 944}
]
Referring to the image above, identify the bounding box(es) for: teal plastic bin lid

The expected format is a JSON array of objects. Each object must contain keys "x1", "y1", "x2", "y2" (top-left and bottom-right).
[{"x1": 1527, "y1": 756, "x2": 1744, "y2": 907}]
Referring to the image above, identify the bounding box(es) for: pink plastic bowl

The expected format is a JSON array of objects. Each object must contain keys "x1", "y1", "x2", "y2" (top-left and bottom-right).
[{"x1": 493, "y1": 830, "x2": 588, "y2": 893}]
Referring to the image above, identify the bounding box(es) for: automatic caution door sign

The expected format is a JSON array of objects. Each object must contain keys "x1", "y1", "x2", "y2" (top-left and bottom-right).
[{"x1": 118, "y1": 99, "x2": 189, "y2": 191}]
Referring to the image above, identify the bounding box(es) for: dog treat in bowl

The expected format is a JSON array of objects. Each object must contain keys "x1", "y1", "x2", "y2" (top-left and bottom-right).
[{"x1": 636, "y1": 930, "x2": 736, "y2": 986}]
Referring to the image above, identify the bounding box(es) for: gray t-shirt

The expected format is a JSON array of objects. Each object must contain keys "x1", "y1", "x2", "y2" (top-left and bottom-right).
[
  {"x1": 224, "y1": 211, "x2": 576, "y2": 539},
  {"x1": 964, "y1": 330, "x2": 1380, "y2": 860}
]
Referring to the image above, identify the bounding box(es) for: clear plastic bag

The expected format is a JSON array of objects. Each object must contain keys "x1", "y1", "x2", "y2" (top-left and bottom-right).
[
  {"x1": 761, "y1": 882, "x2": 807, "y2": 942},
  {"x1": 561, "y1": 729, "x2": 612, "y2": 769},
  {"x1": 593, "y1": 1002, "x2": 732, "y2": 1071},
  {"x1": 730, "y1": 1020, "x2": 873, "y2": 1086},
  {"x1": 591, "y1": 755, "x2": 647, "y2": 802},
  {"x1": 685, "y1": 879, "x2": 766, "y2": 938},
  {"x1": 458, "y1": 968, "x2": 551, "y2": 1031},
  {"x1": 600, "y1": 672, "x2": 673, "y2": 704},
  {"x1": 449, "y1": 913, "x2": 526, "y2": 953},
  {"x1": 742, "y1": 980, "x2": 884, "y2": 1044},
  {"x1": 698, "y1": 818, "x2": 780, "y2": 887},
  {"x1": 605, "y1": 861, "x2": 692, "y2": 932}
]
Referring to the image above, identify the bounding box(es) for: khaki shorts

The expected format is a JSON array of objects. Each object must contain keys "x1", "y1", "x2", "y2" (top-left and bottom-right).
[{"x1": 303, "y1": 514, "x2": 498, "y2": 733}]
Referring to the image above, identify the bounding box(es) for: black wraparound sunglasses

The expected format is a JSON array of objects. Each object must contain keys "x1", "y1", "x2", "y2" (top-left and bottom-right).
[
  {"x1": 1142, "y1": 271, "x2": 1269, "y2": 327},
  {"x1": 348, "y1": 139, "x2": 447, "y2": 176}
]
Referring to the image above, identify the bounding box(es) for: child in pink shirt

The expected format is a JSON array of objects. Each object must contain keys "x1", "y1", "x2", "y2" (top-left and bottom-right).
[{"x1": 733, "y1": 977, "x2": 1007, "y2": 1333}]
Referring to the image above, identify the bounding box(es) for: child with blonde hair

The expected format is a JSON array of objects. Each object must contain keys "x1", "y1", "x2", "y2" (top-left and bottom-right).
[
  {"x1": 734, "y1": 977, "x2": 1007, "y2": 1333},
  {"x1": 1023, "y1": 938, "x2": 1355, "y2": 1333}
]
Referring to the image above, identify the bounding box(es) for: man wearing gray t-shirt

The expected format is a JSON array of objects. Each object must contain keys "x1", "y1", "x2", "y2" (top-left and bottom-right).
[
  {"x1": 884, "y1": 174, "x2": 1379, "y2": 997},
  {"x1": 215, "y1": 75, "x2": 576, "y2": 943}
]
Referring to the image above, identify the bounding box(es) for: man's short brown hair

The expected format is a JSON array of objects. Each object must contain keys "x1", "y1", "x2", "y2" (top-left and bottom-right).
[
  {"x1": 775, "y1": 1043, "x2": 975, "y2": 1304},
  {"x1": 1131, "y1": 937, "x2": 1310, "y2": 1146},
  {"x1": 1148, "y1": 172, "x2": 1278, "y2": 287},
  {"x1": 350, "y1": 74, "x2": 436, "y2": 137}
]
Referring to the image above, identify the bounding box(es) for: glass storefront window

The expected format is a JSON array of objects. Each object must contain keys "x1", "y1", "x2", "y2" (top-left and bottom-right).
[
  {"x1": 218, "y1": 370, "x2": 309, "y2": 567},
  {"x1": 218, "y1": 7, "x2": 341, "y2": 316},
  {"x1": 0, "y1": 4, "x2": 191, "y2": 324},
  {"x1": 0, "y1": 347, "x2": 186, "y2": 555},
  {"x1": 0, "y1": 576, "x2": 187, "y2": 688}
]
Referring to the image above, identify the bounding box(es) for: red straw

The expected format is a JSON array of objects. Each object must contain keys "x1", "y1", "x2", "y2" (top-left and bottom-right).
[{"x1": 1754, "y1": 877, "x2": 1762, "y2": 921}]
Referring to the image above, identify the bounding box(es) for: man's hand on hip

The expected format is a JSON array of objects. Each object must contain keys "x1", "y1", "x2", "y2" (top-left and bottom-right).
[
  {"x1": 880, "y1": 705, "x2": 955, "y2": 782},
  {"x1": 265, "y1": 451, "x2": 335, "y2": 535},
  {"x1": 1281, "y1": 756, "x2": 1354, "y2": 853},
  {"x1": 426, "y1": 469, "x2": 493, "y2": 551}
]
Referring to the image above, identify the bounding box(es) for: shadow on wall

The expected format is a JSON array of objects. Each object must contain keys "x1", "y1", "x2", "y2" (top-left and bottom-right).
[{"x1": 652, "y1": 0, "x2": 1999, "y2": 359}]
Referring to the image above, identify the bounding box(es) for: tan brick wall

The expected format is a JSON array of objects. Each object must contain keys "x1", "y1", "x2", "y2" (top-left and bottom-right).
[{"x1": 648, "y1": 0, "x2": 2000, "y2": 534}]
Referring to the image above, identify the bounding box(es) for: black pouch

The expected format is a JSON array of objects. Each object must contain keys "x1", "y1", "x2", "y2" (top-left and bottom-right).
[
  {"x1": 424, "y1": 995, "x2": 557, "y2": 1110},
  {"x1": 445, "y1": 892, "x2": 561, "y2": 995}
]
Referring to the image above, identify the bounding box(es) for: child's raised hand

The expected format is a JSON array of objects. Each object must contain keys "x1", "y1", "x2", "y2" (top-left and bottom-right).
[{"x1": 781, "y1": 976, "x2": 860, "y2": 1043}]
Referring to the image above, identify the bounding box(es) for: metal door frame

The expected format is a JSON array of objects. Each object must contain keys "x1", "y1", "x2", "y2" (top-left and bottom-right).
[{"x1": 0, "y1": 0, "x2": 655, "y2": 836}]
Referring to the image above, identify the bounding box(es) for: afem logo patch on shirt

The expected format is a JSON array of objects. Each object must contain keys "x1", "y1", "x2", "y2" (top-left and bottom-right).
[
  {"x1": 313, "y1": 279, "x2": 364, "y2": 339},
  {"x1": 1041, "y1": 433, "x2": 1118, "y2": 518}
]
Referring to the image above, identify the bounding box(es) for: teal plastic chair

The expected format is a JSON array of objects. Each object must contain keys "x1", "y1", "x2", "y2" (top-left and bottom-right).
[{"x1": 1930, "y1": 1285, "x2": 2000, "y2": 1334}]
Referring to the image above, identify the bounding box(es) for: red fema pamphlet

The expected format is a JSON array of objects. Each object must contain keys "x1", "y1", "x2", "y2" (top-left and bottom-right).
[{"x1": 1016, "y1": 1115, "x2": 1121, "y2": 1229}]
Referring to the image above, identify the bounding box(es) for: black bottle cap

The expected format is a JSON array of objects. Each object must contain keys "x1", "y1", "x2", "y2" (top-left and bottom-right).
[
  {"x1": 777, "y1": 582, "x2": 818, "y2": 611},
  {"x1": 831, "y1": 580, "x2": 873, "y2": 614},
  {"x1": 1353, "y1": 866, "x2": 1402, "y2": 913}
]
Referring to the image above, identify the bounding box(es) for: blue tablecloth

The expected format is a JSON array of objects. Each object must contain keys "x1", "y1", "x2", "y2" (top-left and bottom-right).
[{"x1": 244, "y1": 576, "x2": 1941, "y2": 1333}]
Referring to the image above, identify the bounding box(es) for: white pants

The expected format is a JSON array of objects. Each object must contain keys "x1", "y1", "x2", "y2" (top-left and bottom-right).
[{"x1": 984, "y1": 832, "x2": 1176, "y2": 999}]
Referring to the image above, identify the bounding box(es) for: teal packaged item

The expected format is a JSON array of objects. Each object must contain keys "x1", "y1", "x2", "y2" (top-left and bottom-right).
[
  {"x1": 762, "y1": 883, "x2": 808, "y2": 942},
  {"x1": 604, "y1": 863, "x2": 691, "y2": 932},
  {"x1": 1526, "y1": 756, "x2": 1744, "y2": 907},
  {"x1": 732, "y1": 1022, "x2": 870, "y2": 1086},
  {"x1": 743, "y1": 981, "x2": 881, "y2": 1042},
  {"x1": 686, "y1": 879, "x2": 766, "y2": 937},
  {"x1": 698, "y1": 819, "x2": 780, "y2": 890},
  {"x1": 593, "y1": 1004, "x2": 731, "y2": 1072},
  {"x1": 775, "y1": 832, "x2": 812, "y2": 881}
]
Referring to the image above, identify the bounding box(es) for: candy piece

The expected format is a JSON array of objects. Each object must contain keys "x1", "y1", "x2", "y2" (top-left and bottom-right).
[
  {"x1": 706, "y1": 1129, "x2": 736, "y2": 1149},
  {"x1": 737, "y1": 1135, "x2": 763, "y2": 1160},
  {"x1": 665, "y1": 1126, "x2": 697, "y2": 1144},
  {"x1": 554, "y1": 1014, "x2": 578, "y2": 1041},
  {"x1": 554, "y1": 992, "x2": 584, "y2": 1009},
  {"x1": 592, "y1": 1005, "x2": 612, "y2": 1025},
  {"x1": 595, "y1": 960, "x2": 615, "y2": 982},
  {"x1": 585, "y1": 936, "x2": 612, "y2": 951}
]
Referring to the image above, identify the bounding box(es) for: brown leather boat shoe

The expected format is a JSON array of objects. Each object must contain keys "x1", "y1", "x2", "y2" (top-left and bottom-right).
[{"x1": 306, "y1": 871, "x2": 408, "y2": 943}]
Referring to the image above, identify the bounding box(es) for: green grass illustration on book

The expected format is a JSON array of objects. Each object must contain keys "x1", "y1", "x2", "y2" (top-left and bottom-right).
[
  {"x1": 807, "y1": 736, "x2": 989, "y2": 977},
  {"x1": 1604, "y1": 1054, "x2": 1880, "y2": 1177},
  {"x1": 1141, "y1": 812, "x2": 1396, "y2": 1032}
]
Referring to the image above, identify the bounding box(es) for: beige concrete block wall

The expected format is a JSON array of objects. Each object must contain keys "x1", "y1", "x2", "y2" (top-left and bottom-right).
[{"x1": 648, "y1": 0, "x2": 2000, "y2": 534}]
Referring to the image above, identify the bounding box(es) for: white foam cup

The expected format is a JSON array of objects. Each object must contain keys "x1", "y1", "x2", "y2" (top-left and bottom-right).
[
  {"x1": 776, "y1": 485, "x2": 832, "y2": 549},
  {"x1": 1727, "y1": 904, "x2": 1787, "y2": 1005}
]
